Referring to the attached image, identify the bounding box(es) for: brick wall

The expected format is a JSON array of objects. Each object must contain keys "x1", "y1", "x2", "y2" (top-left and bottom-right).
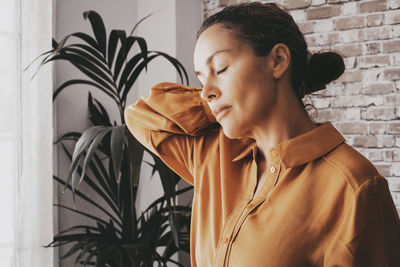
[{"x1": 202, "y1": 0, "x2": 400, "y2": 213}]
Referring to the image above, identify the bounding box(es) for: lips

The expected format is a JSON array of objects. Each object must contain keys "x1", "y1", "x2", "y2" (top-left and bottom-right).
[{"x1": 212, "y1": 105, "x2": 232, "y2": 121}]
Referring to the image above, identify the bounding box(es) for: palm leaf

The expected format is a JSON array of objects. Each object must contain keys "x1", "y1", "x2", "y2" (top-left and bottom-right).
[
  {"x1": 107, "y1": 30, "x2": 125, "y2": 70},
  {"x1": 83, "y1": 11, "x2": 107, "y2": 57},
  {"x1": 78, "y1": 127, "x2": 113, "y2": 189},
  {"x1": 66, "y1": 126, "x2": 105, "y2": 193},
  {"x1": 53, "y1": 79, "x2": 107, "y2": 102},
  {"x1": 110, "y1": 125, "x2": 125, "y2": 181},
  {"x1": 88, "y1": 92, "x2": 112, "y2": 127}
]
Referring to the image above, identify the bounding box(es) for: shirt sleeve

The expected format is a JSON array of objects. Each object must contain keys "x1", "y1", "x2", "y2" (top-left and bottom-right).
[
  {"x1": 124, "y1": 82, "x2": 216, "y2": 186},
  {"x1": 324, "y1": 176, "x2": 400, "y2": 267}
]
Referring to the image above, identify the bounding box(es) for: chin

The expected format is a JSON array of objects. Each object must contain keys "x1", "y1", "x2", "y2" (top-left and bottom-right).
[{"x1": 221, "y1": 123, "x2": 245, "y2": 140}]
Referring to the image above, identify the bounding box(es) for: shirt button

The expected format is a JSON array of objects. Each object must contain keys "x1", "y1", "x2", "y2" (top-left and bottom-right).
[
  {"x1": 270, "y1": 166, "x2": 276, "y2": 173},
  {"x1": 271, "y1": 150, "x2": 277, "y2": 157}
]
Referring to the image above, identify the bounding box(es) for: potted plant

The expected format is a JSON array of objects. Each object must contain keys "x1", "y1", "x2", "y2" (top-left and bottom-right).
[{"x1": 31, "y1": 10, "x2": 193, "y2": 266}]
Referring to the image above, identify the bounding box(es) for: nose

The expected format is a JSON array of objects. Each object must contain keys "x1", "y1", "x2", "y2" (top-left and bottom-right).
[{"x1": 200, "y1": 80, "x2": 221, "y2": 102}]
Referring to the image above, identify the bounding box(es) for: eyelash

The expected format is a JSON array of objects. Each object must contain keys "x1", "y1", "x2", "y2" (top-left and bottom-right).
[{"x1": 216, "y1": 66, "x2": 228, "y2": 75}]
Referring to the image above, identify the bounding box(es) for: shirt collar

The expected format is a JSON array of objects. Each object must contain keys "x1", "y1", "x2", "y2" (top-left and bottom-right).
[{"x1": 232, "y1": 122, "x2": 345, "y2": 168}]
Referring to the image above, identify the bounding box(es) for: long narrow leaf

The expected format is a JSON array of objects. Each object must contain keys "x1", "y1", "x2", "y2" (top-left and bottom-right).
[
  {"x1": 108, "y1": 30, "x2": 125, "y2": 70},
  {"x1": 66, "y1": 126, "x2": 105, "y2": 193},
  {"x1": 120, "y1": 54, "x2": 159, "y2": 102},
  {"x1": 53, "y1": 79, "x2": 108, "y2": 102},
  {"x1": 55, "y1": 204, "x2": 109, "y2": 226},
  {"x1": 43, "y1": 54, "x2": 118, "y2": 102},
  {"x1": 83, "y1": 11, "x2": 107, "y2": 57},
  {"x1": 69, "y1": 43, "x2": 105, "y2": 63},
  {"x1": 88, "y1": 92, "x2": 112, "y2": 127},
  {"x1": 79, "y1": 127, "x2": 113, "y2": 189},
  {"x1": 65, "y1": 47, "x2": 112, "y2": 78},
  {"x1": 129, "y1": 12, "x2": 156, "y2": 36},
  {"x1": 110, "y1": 125, "x2": 126, "y2": 182},
  {"x1": 53, "y1": 131, "x2": 80, "y2": 145},
  {"x1": 59, "y1": 142, "x2": 120, "y2": 217},
  {"x1": 117, "y1": 53, "x2": 145, "y2": 92}
]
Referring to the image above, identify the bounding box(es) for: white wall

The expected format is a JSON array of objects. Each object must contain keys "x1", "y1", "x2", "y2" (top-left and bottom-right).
[{"x1": 55, "y1": 0, "x2": 202, "y2": 266}]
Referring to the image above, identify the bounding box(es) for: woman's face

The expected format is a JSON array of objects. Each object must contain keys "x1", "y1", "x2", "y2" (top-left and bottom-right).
[{"x1": 194, "y1": 24, "x2": 278, "y2": 139}]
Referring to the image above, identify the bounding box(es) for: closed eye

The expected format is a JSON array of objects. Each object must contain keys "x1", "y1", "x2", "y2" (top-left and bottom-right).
[{"x1": 216, "y1": 66, "x2": 228, "y2": 75}]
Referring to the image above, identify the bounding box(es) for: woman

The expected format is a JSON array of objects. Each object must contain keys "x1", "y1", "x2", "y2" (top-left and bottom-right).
[{"x1": 125, "y1": 2, "x2": 400, "y2": 266}]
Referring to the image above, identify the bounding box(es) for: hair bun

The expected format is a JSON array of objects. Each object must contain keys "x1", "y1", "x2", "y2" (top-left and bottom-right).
[{"x1": 304, "y1": 51, "x2": 345, "y2": 94}]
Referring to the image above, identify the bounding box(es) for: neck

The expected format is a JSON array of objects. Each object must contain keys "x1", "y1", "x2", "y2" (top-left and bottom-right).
[{"x1": 250, "y1": 84, "x2": 317, "y2": 169}]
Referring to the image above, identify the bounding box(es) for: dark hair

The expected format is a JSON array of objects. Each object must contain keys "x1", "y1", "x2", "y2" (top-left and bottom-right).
[{"x1": 197, "y1": 2, "x2": 345, "y2": 99}]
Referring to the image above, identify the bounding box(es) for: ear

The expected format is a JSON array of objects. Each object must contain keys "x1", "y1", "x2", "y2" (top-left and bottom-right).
[{"x1": 270, "y1": 43, "x2": 291, "y2": 79}]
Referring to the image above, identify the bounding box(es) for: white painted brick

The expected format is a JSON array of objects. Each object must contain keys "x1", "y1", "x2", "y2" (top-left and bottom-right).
[
  {"x1": 205, "y1": 0, "x2": 219, "y2": 10},
  {"x1": 388, "y1": 0, "x2": 400, "y2": 9},
  {"x1": 341, "y1": 2, "x2": 357, "y2": 16},
  {"x1": 387, "y1": 178, "x2": 400, "y2": 193},
  {"x1": 377, "y1": 135, "x2": 396, "y2": 148},
  {"x1": 383, "y1": 150, "x2": 394, "y2": 161},
  {"x1": 312, "y1": 0, "x2": 326, "y2": 6},
  {"x1": 384, "y1": 10, "x2": 400, "y2": 25},
  {"x1": 290, "y1": 9, "x2": 306, "y2": 22},
  {"x1": 391, "y1": 163, "x2": 400, "y2": 176},
  {"x1": 331, "y1": 96, "x2": 365, "y2": 108},
  {"x1": 314, "y1": 20, "x2": 334, "y2": 32},
  {"x1": 396, "y1": 136, "x2": 400, "y2": 147},
  {"x1": 365, "y1": 95, "x2": 384, "y2": 106},
  {"x1": 343, "y1": 83, "x2": 361, "y2": 95},
  {"x1": 340, "y1": 29, "x2": 360, "y2": 43},
  {"x1": 392, "y1": 53, "x2": 400, "y2": 65},
  {"x1": 363, "y1": 68, "x2": 386, "y2": 82},
  {"x1": 345, "y1": 108, "x2": 361, "y2": 120},
  {"x1": 344, "y1": 57, "x2": 356, "y2": 69},
  {"x1": 312, "y1": 97, "x2": 330, "y2": 109},
  {"x1": 393, "y1": 24, "x2": 400, "y2": 38},
  {"x1": 363, "y1": 148, "x2": 383, "y2": 161},
  {"x1": 394, "y1": 150, "x2": 400, "y2": 160}
]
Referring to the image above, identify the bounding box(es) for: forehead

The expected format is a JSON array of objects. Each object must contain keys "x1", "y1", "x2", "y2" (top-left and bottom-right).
[{"x1": 193, "y1": 24, "x2": 242, "y2": 67}]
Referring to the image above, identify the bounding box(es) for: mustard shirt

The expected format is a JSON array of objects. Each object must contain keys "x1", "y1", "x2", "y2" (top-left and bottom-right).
[{"x1": 124, "y1": 82, "x2": 400, "y2": 267}]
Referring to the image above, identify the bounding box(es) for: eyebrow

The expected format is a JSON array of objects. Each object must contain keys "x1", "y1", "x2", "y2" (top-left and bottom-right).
[{"x1": 194, "y1": 49, "x2": 231, "y2": 77}]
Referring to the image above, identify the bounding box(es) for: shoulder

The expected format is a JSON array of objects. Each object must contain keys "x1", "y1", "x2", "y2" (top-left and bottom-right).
[{"x1": 321, "y1": 142, "x2": 381, "y2": 192}]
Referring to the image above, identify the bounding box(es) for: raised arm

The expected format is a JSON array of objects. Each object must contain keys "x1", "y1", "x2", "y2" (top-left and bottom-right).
[{"x1": 124, "y1": 82, "x2": 217, "y2": 185}]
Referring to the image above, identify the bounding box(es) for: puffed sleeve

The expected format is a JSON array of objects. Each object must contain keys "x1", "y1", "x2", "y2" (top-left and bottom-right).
[
  {"x1": 124, "y1": 82, "x2": 216, "y2": 186},
  {"x1": 324, "y1": 176, "x2": 400, "y2": 267}
]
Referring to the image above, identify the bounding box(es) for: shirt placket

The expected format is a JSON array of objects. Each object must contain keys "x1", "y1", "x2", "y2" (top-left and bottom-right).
[{"x1": 222, "y1": 149, "x2": 282, "y2": 267}]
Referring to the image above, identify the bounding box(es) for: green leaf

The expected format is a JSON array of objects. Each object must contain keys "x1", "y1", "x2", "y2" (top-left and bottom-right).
[
  {"x1": 53, "y1": 79, "x2": 108, "y2": 102},
  {"x1": 108, "y1": 30, "x2": 126, "y2": 70},
  {"x1": 117, "y1": 53, "x2": 145, "y2": 92},
  {"x1": 151, "y1": 51, "x2": 189, "y2": 85},
  {"x1": 135, "y1": 36, "x2": 148, "y2": 71},
  {"x1": 53, "y1": 131, "x2": 80, "y2": 145},
  {"x1": 43, "y1": 54, "x2": 118, "y2": 103},
  {"x1": 83, "y1": 10, "x2": 107, "y2": 57},
  {"x1": 88, "y1": 92, "x2": 112, "y2": 127},
  {"x1": 64, "y1": 47, "x2": 113, "y2": 79},
  {"x1": 124, "y1": 129, "x2": 144, "y2": 186},
  {"x1": 58, "y1": 143, "x2": 121, "y2": 219},
  {"x1": 69, "y1": 43, "x2": 105, "y2": 63},
  {"x1": 67, "y1": 126, "x2": 105, "y2": 193},
  {"x1": 128, "y1": 12, "x2": 156, "y2": 36},
  {"x1": 120, "y1": 54, "x2": 159, "y2": 101},
  {"x1": 95, "y1": 246, "x2": 118, "y2": 267},
  {"x1": 79, "y1": 127, "x2": 112, "y2": 189},
  {"x1": 110, "y1": 125, "x2": 125, "y2": 182},
  {"x1": 55, "y1": 204, "x2": 110, "y2": 226}
]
